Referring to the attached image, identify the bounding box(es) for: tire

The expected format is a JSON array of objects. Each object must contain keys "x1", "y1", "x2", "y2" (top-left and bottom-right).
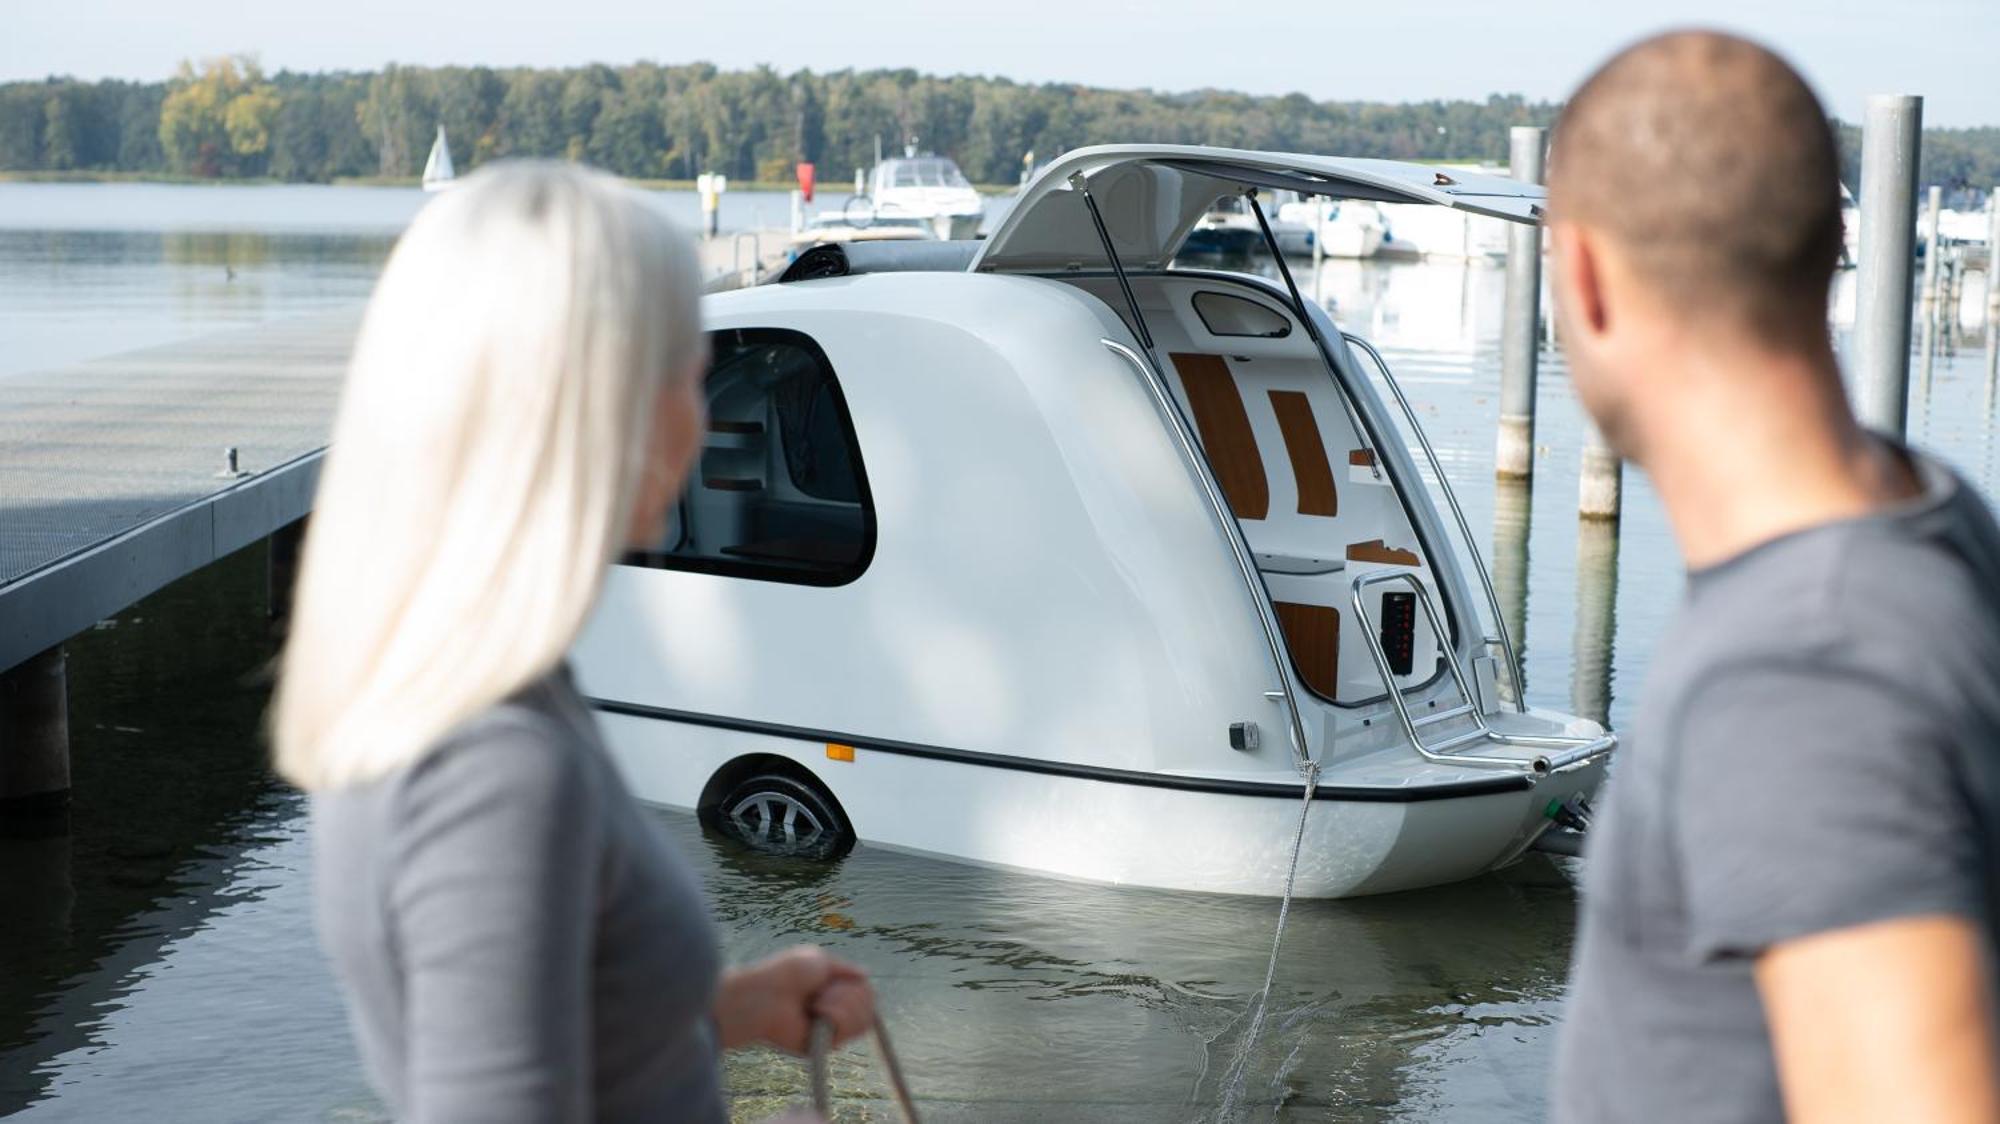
[{"x1": 713, "y1": 772, "x2": 854, "y2": 859}]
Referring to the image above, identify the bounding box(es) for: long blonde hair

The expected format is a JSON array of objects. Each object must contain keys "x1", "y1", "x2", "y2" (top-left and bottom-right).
[{"x1": 275, "y1": 161, "x2": 702, "y2": 791}]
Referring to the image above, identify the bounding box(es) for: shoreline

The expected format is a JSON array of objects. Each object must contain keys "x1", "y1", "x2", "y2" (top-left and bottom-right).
[{"x1": 0, "y1": 170, "x2": 1024, "y2": 194}]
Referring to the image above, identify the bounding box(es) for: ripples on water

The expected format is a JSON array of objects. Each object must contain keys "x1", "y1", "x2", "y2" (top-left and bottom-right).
[{"x1": 3, "y1": 188, "x2": 1997, "y2": 1120}]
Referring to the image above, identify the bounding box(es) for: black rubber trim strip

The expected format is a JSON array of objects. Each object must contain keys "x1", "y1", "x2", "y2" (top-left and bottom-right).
[{"x1": 587, "y1": 697, "x2": 1533, "y2": 803}]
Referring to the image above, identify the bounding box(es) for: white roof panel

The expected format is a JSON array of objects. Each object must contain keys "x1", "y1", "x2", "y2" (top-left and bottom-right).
[{"x1": 971, "y1": 144, "x2": 1544, "y2": 273}]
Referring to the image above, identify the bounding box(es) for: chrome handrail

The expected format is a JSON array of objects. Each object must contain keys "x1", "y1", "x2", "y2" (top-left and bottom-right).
[
  {"x1": 1351, "y1": 571, "x2": 1615, "y2": 774},
  {"x1": 1102, "y1": 338, "x2": 1314, "y2": 770},
  {"x1": 1341, "y1": 332, "x2": 1524, "y2": 712}
]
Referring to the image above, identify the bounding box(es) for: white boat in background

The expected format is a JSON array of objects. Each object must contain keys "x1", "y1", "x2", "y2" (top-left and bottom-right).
[
  {"x1": 1277, "y1": 196, "x2": 1387, "y2": 259},
  {"x1": 1185, "y1": 194, "x2": 1316, "y2": 257},
  {"x1": 865, "y1": 146, "x2": 984, "y2": 240},
  {"x1": 421, "y1": 125, "x2": 456, "y2": 192},
  {"x1": 578, "y1": 145, "x2": 1614, "y2": 899},
  {"x1": 790, "y1": 210, "x2": 936, "y2": 247},
  {"x1": 1375, "y1": 201, "x2": 1508, "y2": 261}
]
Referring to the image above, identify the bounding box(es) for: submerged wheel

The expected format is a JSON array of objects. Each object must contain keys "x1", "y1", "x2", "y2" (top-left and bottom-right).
[{"x1": 715, "y1": 773, "x2": 853, "y2": 859}]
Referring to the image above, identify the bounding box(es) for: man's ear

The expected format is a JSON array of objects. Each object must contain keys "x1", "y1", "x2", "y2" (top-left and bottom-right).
[{"x1": 1549, "y1": 221, "x2": 1610, "y2": 339}]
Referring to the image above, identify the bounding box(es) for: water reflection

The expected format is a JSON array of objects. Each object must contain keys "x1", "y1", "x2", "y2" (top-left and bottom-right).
[
  {"x1": 20, "y1": 204, "x2": 2000, "y2": 1118},
  {"x1": 683, "y1": 815, "x2": 1578, "y2": 1121},
  {"x1": 0, "y1": 542, "x2": 363, "y2": 1115},
  {"x1": 1570, "y1": 521, "x2": 1621, "y2": 728},
  {"x1": 1491, "y1": 479, "x2": 1534, "y2": 704}
]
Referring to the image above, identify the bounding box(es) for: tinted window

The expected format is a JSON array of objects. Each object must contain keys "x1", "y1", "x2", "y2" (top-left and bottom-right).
[
  {"x1": 1192, "y1": 291, "x2": 1292, "y2": 338},
  {"x1": 625, "y1": 328, "x2": 874, "y2": 586}
]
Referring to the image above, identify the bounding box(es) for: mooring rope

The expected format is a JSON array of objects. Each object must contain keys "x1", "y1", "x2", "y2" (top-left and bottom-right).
[
  {"x1": 1215, "y1": 758, "x2": 1320, "y2": 1120},
  {"x1": 808, "y1": 1013, "x2": 921, "y2": 1123}
]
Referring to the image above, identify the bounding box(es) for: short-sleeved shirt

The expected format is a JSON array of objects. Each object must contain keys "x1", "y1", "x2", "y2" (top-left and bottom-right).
[
  {"x1": 312, "y1": 668, "x2": 727, "y2": 1123},
  {"x1": 1554, "y1": 445, "x2": 2000, "y2": 1123}
]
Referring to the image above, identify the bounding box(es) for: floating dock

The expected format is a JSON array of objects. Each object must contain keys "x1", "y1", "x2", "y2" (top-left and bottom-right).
[{"x1": 0, "y1": 230, "x2": 793, "y2": 826}]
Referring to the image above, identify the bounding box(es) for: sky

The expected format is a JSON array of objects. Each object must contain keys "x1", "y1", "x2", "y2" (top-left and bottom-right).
[{"x1": 7, "y1": 0, "x2": 1996, "y2": 127}]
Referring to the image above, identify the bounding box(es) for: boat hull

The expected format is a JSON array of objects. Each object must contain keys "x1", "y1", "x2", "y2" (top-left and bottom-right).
[{"x1": 592, "y1": 705, "x2": 1603, "y2": 898}]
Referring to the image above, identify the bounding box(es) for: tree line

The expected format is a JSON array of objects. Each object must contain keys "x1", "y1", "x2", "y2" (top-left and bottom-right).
[{"x1": 3, "y1": 56, "x2": 1998, "y2": 193}]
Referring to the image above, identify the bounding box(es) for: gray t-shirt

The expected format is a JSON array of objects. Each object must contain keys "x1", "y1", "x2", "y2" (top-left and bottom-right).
[
  {"x1": 312, "y1": 668, "x2": 726, "y2": 1123},
  {"x1": 1554, "y1": 446, "x2": 2000, "y2": 1123}
]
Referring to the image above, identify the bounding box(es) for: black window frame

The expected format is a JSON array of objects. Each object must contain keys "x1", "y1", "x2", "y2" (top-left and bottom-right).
[{"x1": 622, "y1": 326, "x2": 877, "y2": 588}]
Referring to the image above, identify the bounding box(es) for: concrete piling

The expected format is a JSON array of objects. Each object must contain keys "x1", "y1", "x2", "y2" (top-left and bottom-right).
[
  {"x1": 1578, "y1": 419, "x2": 1622, "y2": 522},
  {"x1": 0, "y1": 647, "x2": 71, "y2": 838},
  {"x1": 1496, "y1": 126, "x2": 1546, "y2": 480},
  {"x1": 1987, "y1": 190, "x2": 1999, "y2": 396},
  {"x1": 1852, "y1": 95, "x2": 1923, "y2": 438},
  {"x1": 1922, "y1": 185, "x2": 1944, "y2": 311}
]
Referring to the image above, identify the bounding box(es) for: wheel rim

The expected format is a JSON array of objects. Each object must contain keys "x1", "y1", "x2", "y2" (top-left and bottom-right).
[{"x1": 726, "y1": 790, "x2": 828, "y2": 849}]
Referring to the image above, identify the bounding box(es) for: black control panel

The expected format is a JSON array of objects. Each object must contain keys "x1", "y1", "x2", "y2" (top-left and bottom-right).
[{"x1": 1380, "y1": 591, "x2": 1416, "y2": 676}]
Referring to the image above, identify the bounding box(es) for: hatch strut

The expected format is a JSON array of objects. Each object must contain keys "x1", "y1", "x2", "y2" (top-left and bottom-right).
[
  {"x1": 1243, "y1": 189, "x2": 1321, "y2": 347},
  {"x1": 1070, "y1": 173, "x2": 1154, "y2": 351},
  {"x1": 1072, "y1": 171, "x2": 1312, "y2": 773}
]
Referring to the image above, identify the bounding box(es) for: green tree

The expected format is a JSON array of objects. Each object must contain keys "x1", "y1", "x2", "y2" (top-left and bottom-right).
[{"x1": 158, "y1": 56, "x2": 279, "y2": 176}]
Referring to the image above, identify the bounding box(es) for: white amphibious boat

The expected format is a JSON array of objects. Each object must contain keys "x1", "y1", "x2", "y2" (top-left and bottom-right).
[{"x1": 576, "y1": 146, "x2": 1613, "y2": 898}]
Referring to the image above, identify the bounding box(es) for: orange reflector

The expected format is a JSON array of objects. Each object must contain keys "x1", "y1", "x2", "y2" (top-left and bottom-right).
[{"x1": 826, "y1": 743, "x2": 855, "y2": 763}]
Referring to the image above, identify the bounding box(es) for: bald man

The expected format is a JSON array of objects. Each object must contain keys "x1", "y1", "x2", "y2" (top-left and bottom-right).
[{"x1": 1547, "y1": 31, "x2": 2000, "y2": 1124}]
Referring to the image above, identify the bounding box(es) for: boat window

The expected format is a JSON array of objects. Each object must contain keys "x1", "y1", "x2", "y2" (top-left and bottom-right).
[
  {"x1": 888, "y1": 158, "x2": 970, "y2": 188},
  {"x1": 1191, "y1": 291, "x2": 1292, "y2": 339},
  {"x1": 624, "y1": 328, "x2": 874, "y2": 586}
]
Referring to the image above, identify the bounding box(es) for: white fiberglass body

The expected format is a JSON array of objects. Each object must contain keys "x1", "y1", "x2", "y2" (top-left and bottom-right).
[{"x1": 575, "y1": 146, "x2": 1611, "y2": 898}]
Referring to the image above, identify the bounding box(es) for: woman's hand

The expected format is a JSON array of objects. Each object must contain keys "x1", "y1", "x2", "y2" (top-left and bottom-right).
[{"x1": 714, "y1": 945, "x2": 875, "y2": 1055}]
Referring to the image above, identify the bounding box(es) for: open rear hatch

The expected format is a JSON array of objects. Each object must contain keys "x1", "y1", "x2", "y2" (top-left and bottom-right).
[{"x1": 971, "y1": 145, "x2": 1544, "y2": 273}]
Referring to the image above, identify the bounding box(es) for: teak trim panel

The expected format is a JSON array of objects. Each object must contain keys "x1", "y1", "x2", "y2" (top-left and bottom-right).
[
  {"x1": 1267, "y1": 390, "x2": 1338, "y2": 517},
  {"x1": 1168, "y1": 352, "x2": 1270, "y2": 520}
]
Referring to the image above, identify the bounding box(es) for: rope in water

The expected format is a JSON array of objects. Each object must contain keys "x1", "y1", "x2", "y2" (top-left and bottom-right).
[
  {"x1": 808, "y1": 1013, "x2": 921, "y2": 1123},
  {"x1": 1215, "y1": 758, "x2": 1320, "y2": 1119}
]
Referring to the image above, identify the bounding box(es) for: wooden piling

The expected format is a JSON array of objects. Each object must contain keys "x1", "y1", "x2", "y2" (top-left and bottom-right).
[
  {"x1": 1853, "y1": 95, "x2": 1923, "y2": 438},
  {"x1": 1496, "y1": 126, "x2": 1546, "y2": 480}
]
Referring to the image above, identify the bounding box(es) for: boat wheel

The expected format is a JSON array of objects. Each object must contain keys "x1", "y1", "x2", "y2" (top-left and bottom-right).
[{"x1": 716, "y1": 773, "x2": 853, "y2": 858}]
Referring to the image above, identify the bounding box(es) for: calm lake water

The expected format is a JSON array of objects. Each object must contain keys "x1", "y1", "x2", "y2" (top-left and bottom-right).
[{"x1": 1, "y1": 183, "x2": 1995, "y2": 1121}]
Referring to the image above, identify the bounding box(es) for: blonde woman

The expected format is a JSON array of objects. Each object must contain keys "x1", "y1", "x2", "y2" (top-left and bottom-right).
[{"x1": 275, "y1": 162, "x2": 873, "y2": 1122}]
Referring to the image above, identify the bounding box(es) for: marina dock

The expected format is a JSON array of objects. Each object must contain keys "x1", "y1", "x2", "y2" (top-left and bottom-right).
[{"x1": 0, "y1": 231, "x2": 790, "y2": 820}]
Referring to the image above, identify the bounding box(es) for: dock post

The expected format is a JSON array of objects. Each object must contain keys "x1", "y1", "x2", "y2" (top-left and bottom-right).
[
  {"x1": 0, "y1": 647, "x2": 70, "y2": 837},
  {"x1": 1922, "y1": 185, "x2": 1944, "y2": 311},
  {"x1": 1311, "y1": 198, "x2": 1326, "y2": 307},
  {"x1": 1986, "y1": 190, "x2": 1999, "y2": 395},
  {"x1": 1578, "y1": 418, "x2": 1622, "y2": 522},
  {"x1": 1496, "y1": 126, "x2": 1546, "y2": 480},
  {"x1": 1853, "y1": 95, "x2": 1923, "y2": 437},
  {"x1": 1988, "y1": 190, "x2": 2000, "y2": 327}
]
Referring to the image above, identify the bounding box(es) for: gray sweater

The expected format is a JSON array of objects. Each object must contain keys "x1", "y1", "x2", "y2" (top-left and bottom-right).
[{"x1": 311, "y1": 668, "x2": 726, "y2": 1122}]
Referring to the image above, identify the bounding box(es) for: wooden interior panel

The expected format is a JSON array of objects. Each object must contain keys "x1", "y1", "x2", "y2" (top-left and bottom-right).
[
  {"x1": 1169, "y1": 352, "x2": 1270, "y2": 520},
  {"x1": 1267, "y1": 390, "x2": 1337, "y2": 517},
  {"x1": 1274, "y1": 601, "x2": 1341, "y2": 700},
  {"x1": 1346, "y1": 539, "x2": 1421, "y2": 566}
]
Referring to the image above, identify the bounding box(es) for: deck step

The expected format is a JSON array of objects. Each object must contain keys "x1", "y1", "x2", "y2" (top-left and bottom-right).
[{"x1": 1411, "y1": 703, "x2": 1476, "y2": 730}]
